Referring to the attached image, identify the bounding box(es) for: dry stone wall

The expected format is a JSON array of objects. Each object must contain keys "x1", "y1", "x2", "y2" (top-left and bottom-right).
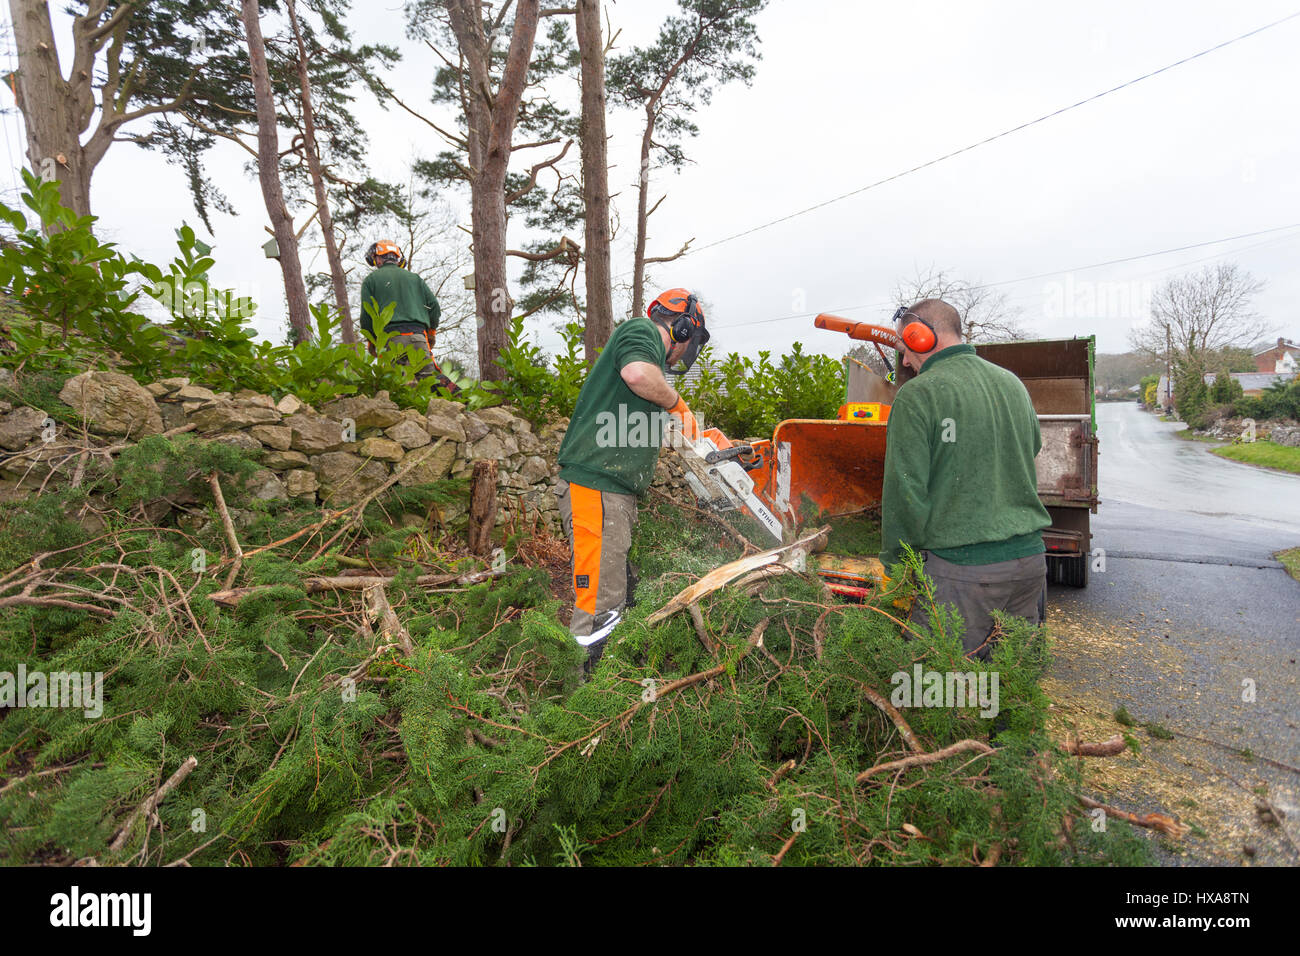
[{"x1": 0, "y1": 370, "x2": 694, "y2": 530}]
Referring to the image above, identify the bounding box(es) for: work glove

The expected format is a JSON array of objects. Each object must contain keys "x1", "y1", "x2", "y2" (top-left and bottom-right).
[{"x1": 667, "y1": 395, "x2": 700, "y2": 444}]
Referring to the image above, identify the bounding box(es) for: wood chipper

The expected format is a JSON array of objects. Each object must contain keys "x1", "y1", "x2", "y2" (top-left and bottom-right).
[
  {"x1": 674, "y1": 314, "x2": 903, "y2": 599},
  {"x1": 673, "y1": 313, "x2": 1099, "y2": 594}
]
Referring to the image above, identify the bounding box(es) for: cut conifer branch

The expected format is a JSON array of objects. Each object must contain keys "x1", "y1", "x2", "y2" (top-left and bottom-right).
[
  {"x1": 646, "y1": 527, "x2": 829, "y2": 625},
  {"x1": 109, "y1": 756, "x2": 199, "y2": 853},
  {"x1": 1077, "y1": 795, "x2": 1190, "y2": 839},
  {"x1": 857, "y1": 739, "x2": 995, "y2": 784},
  {"x1": 207, "y1": 567, "x2": 506, "y2": 608},
  {"x1": 208, "y1": 471, "x2": 243, "y2": 590}
]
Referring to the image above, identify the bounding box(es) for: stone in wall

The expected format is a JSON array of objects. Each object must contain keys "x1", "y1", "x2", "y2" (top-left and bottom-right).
[
  {"x1": 359, "y1": 436, "x2": 406, "y2": 462},
  {"x1": 285, "y1": 468, "x2": 319, "y2": 497},
  {"x1": 59, "y1": 371, "x2": 164, "y2": 438},
  {"x1": 386, "y1": 418, "x2": 431, "y2": 449},
  {"x1": 246, "y1": 469, "x2": 288, "y2": 501},
  {"x1": 283, "y1": 412, "x2": 349, "y2": 453},
  {"x1": 188, "y1": 399, "x2": 280, "y2": 433},
  {"x1": 211, "y1": 432, "x2": 263, "y2": 453},
  {"x1": 321, "y1": 395, "x2": 403, "y2": 430},
  {"x1": 249, "y1": 425, "x2": 292, "y2": 451},
  {"x1": 311, "y1": 451, "x2": 389, "y2": 504},
  {"x1": 262, "y1": 449, "x2": 310, "y2": 469},
  {"x1": 0, "y1": 405, "x2": 49, "y2": 450},
  {"x1": 395, "y1": 441, "x2": 458, "y2": 486}
]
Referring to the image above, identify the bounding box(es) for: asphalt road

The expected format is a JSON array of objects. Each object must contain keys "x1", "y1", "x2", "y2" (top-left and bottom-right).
[{"x1": 1045, "y1": 402, "x2": 1300, "y2": 865}]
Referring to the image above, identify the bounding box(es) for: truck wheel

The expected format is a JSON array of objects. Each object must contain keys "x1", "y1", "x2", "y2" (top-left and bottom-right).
[{"x1": 1061, "y1": 554, "x2": 1088, "y2": 589}]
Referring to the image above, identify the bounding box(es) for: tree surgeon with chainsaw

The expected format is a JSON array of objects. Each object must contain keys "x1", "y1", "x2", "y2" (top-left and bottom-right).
[
  {"x1": 556, "y1": 288, "x2": 709, "y2": 675},
  {"x1": 359, "y1": 239, "x2": 459, "y2": 393},
  {"x1": 879, "y1": 299, "x2": 1050, "y2": 661}
]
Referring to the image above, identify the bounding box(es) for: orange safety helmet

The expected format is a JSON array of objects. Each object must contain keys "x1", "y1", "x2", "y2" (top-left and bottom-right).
[
  {"x1": 647, "y1": 288, "x2": 709, "y2": 375},
  {"x1": 366, "y1": 239, "x2": 406, "y2": 268}
]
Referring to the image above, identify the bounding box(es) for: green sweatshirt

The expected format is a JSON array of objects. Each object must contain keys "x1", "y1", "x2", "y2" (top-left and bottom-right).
[
  {"x1": 359, "y1": 264, "x2": 441, "y2": 336},
  {"x1": 879, "y1": 343, "x2": 1050, "y2": 568},
  {"x1": 558, "y1": 318, "x2": 668, "y2": 496}
]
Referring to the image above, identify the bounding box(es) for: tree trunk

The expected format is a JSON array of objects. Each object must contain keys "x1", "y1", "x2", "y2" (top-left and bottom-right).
[
  {"x1": 286, "y1": 0, "x2": 355, "y2": 344},
  {"x1": 630, "y1": 106, "x2": 654, "y2": 322},
  {"x1": 240, "y1": 0, "x2": 313, "y2": 345},
  {"x1": 446, "y1": 0, "x2": 541, "y2": 382},
  {"x1": 575, "y1": 0, "x2": 612, "y2": 362},
  {"x1": 470, "y1": 184, "x2": 512, "y2": 380},
  {"x1": 467, "y1": 459, "x2": 498, "y2": 556},
  {"x1": 9, "y1": 0, "x2": 95, "y2": 219}
]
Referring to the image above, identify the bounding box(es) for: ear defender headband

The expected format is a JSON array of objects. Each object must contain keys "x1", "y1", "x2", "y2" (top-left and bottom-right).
[{"x1": 894, "y1": 305, "x2": 937, "y2": 354}]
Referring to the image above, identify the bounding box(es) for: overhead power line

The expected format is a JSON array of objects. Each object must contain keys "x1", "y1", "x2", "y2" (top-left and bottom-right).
[
  {"x1": 710, "y1": 222, "x2": 1300, "y2": 330},
  {"x1": 684, "y1": 10, "x2": 1300, "y2": 261}
]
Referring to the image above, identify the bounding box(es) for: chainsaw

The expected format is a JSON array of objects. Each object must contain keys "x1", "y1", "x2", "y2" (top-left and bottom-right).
[{"x1": 669, "y1": 425, "x2": 785, "y2": 545}]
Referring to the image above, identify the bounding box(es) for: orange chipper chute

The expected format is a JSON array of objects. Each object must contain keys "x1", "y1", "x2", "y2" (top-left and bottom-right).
[
  {"x1": 813, "y1": 314, "x2": 903, "y2": 351},
  {"x1": 726, "y1": 315, "x2": 901, "y2": 528}
]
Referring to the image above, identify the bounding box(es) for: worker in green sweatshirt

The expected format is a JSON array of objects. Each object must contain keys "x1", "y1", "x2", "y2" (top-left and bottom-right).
[
  {"x1": 879, "y1": 299, "x2": 1050, "y2": 660},
  {"x1": 359, "y1": 239, "x2": 457, "y2": 391},
  {"x1": 556, "y1": 288, "x2": 707, "y2": 676}
]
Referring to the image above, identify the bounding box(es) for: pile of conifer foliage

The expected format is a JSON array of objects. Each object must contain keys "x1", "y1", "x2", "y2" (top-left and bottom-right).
[{"x1": 0, "y1": 436, "x2": 1148, "y2": 866}]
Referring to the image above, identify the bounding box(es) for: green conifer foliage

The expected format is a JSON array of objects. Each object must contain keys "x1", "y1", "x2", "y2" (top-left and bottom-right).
[{"x1": 0, "y1": 441, "x2": 1149, "y2": 866}]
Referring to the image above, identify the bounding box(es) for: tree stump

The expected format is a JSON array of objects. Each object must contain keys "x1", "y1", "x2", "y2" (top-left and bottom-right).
[{"x1": 468, "y1": 459, "x2": 498, "y2": 555}]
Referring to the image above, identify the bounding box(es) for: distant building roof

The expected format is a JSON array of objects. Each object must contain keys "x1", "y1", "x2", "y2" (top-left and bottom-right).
[
  {"x1": 1203, "y1": 371, "x2": 1296, "y2": 391},
  {"x1": 677, "y1": 359, "x2": 728, "y2": 396},
  {"x1": 1252, "y1": 338, "x2": 1300, "y2": 356}
]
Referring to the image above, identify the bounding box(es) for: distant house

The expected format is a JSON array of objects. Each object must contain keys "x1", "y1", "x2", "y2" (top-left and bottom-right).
[
  {"x1": 1156, "y1": 360, "x2": 1296, "y2": 413},
  {"x1": 1156, "y1": 374, "x2": 1173, "y2": 409},
  {"x1": 1253, "y1": 337, "x2": 1300, "y2": 374},
  {"x1": 677, "y1": 359, "x2": 728, "y2": 397},
  {"x1": 1202, "y1": 370, "x2": 1297, "y2": 397}
]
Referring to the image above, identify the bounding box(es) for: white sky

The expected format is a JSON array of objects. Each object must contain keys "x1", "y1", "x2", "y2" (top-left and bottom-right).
[{"x1": 4, "y1": 0, "x2": 1299, "y2": 363}]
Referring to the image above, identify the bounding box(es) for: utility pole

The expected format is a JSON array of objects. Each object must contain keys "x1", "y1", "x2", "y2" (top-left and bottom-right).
[{"x1": 1170, "y1": 325, "x2": 1180, "y2": 408}]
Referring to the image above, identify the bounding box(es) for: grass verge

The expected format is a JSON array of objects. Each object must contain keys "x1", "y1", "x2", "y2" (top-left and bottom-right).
[
  {"x1": 1277, "y1": 547, "x2": 1300, "y2": 583},
  {"x1": 1211, "y1": 440, "x2": 1300, "y2": 475}
]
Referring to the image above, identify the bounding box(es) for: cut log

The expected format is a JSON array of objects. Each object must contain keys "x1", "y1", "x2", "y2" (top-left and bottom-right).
[
  {"x1": 1077, "y1": 795, "x2": 1190, "y2": 839},
  {"x1": 468, "y1": 459, "x2": 498, "y2": 556},
  {"x1": 364, "y1": 583, "x2": 415, "y2": 657},
  {"x1": 1063, "y1": 733, "x2": 1126, "y2": 756},
  {"x1": 646, "y1": 526, "x2": 830, "y2": 625},
  {"x1": 207, "y1": 567, "x2": 507, "y2": 608}
]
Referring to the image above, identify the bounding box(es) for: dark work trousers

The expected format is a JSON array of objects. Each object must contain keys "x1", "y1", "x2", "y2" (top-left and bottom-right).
[{"x1": 908, "y1": 551, "x2": 1047, "y2": 661}]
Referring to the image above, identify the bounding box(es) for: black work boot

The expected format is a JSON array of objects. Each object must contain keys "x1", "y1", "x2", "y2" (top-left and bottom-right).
[
  {"x1": 582, "y1": 637, "x2": 608, "y2": 676},
  {"x1": 576, "y1": 609, "x2": 622, "y2": 681},
  {"x1": 625, "y1": 560, "x2": 640, "y2": 609}
]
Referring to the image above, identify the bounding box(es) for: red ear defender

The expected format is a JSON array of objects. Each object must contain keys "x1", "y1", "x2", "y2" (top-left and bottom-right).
[{"x1": 901, "y1": 316, "x2": 937, "y2": 353}]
